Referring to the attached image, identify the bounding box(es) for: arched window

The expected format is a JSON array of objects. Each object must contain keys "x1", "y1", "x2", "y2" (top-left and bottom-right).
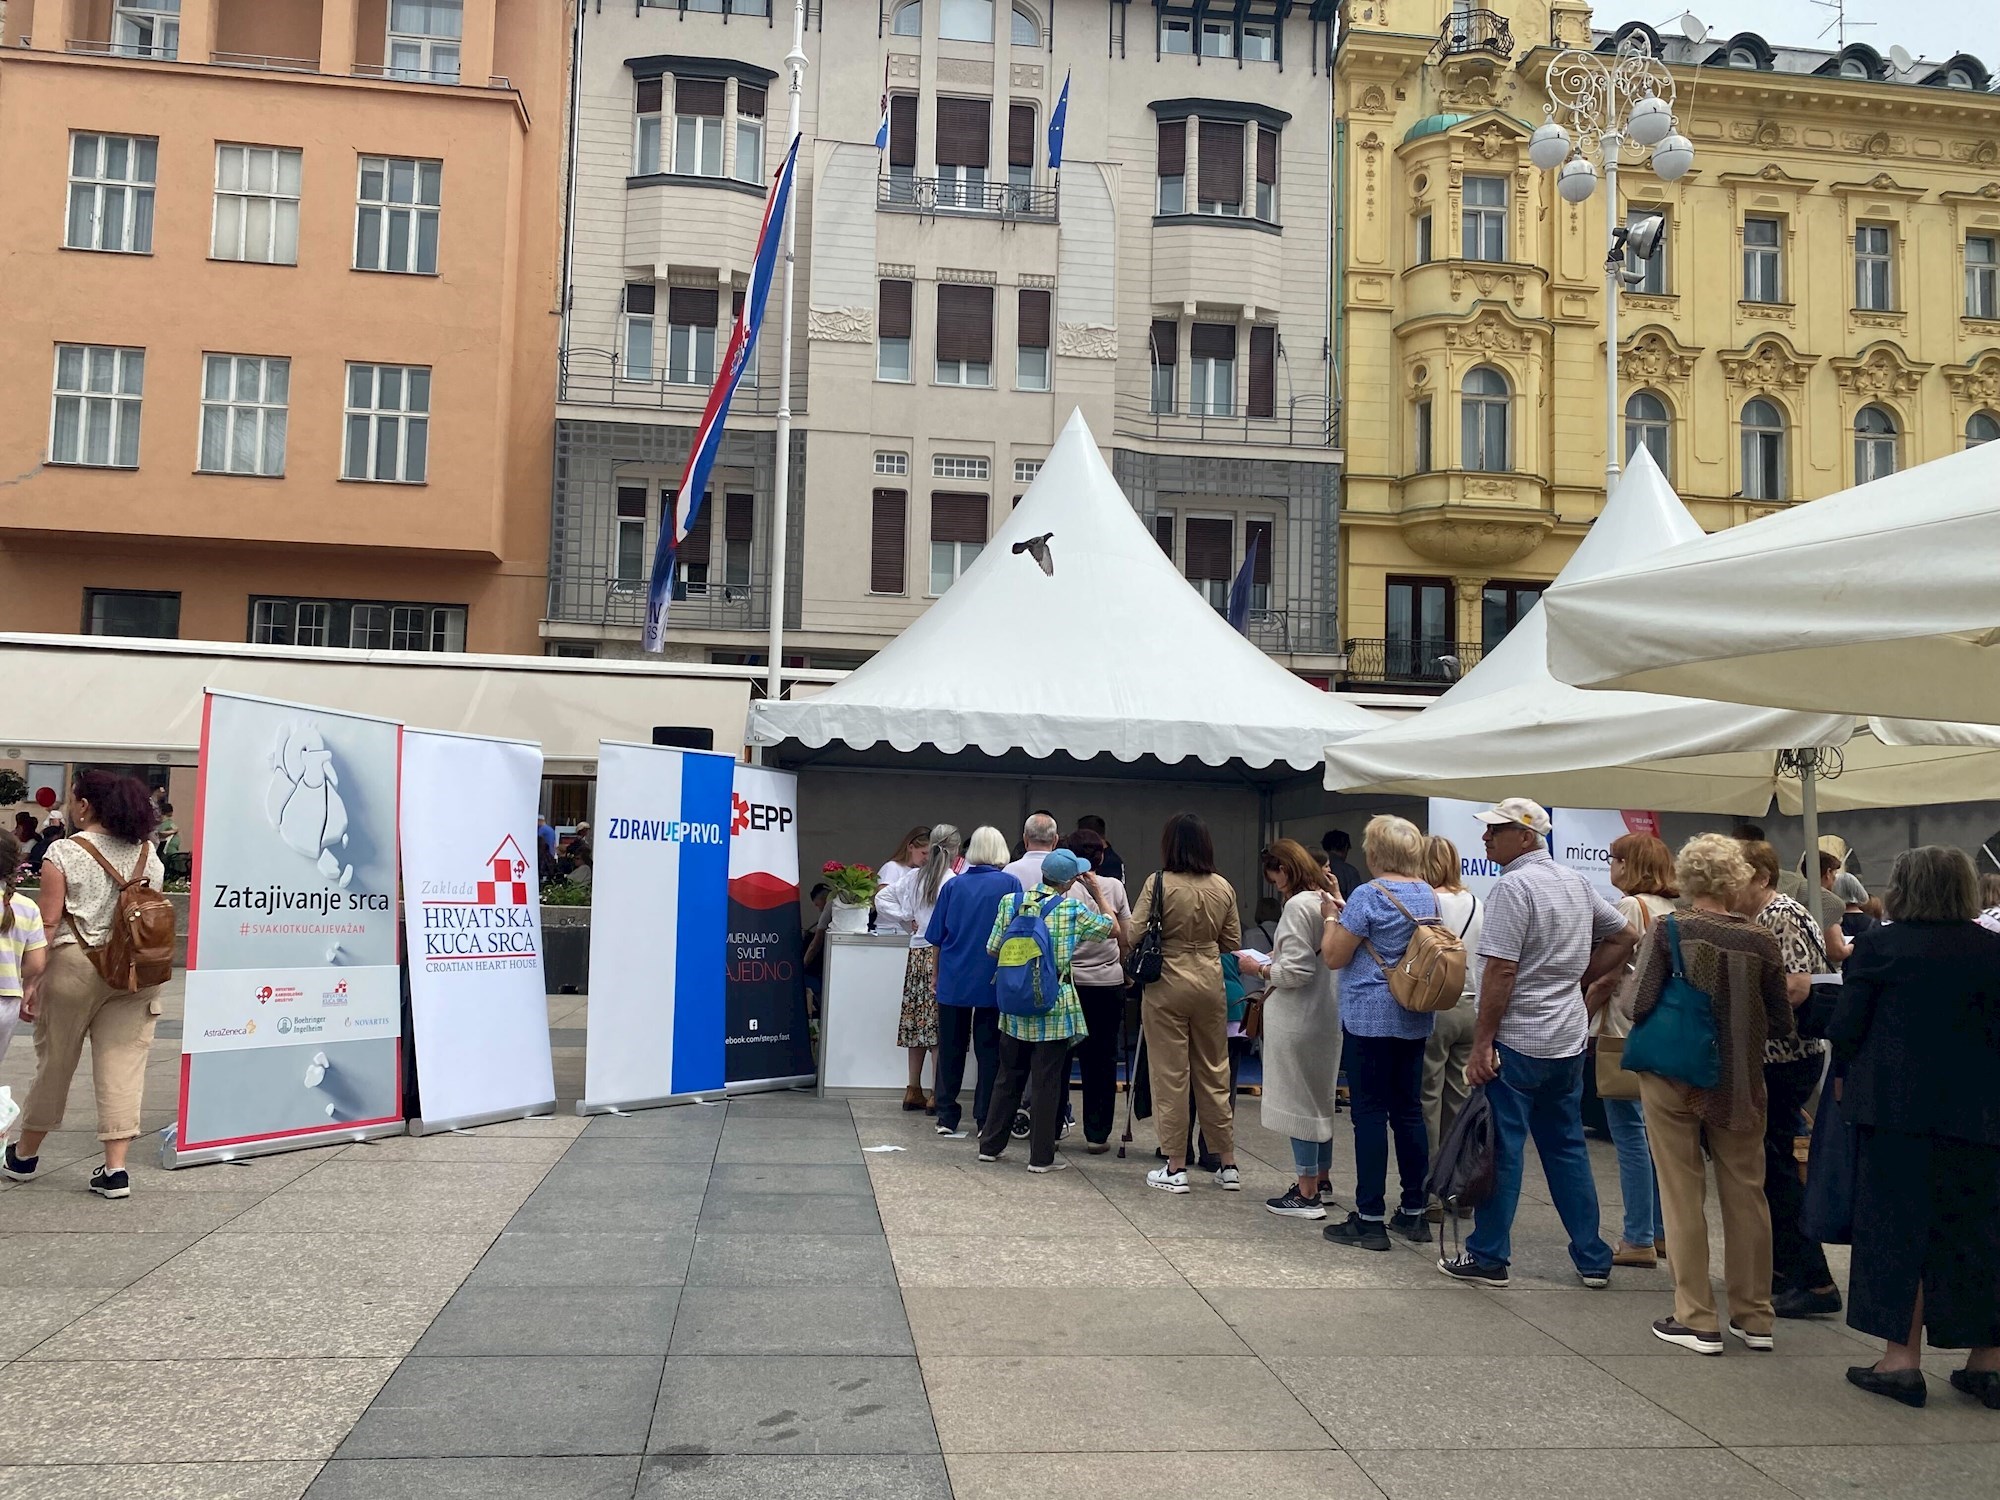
[
  {"x1": 1948, "y1": 67, "x2": 1976, "y2": 89},
  {"x1": 1968, "y1": 410, "x2": 2000, "y2": 448},
  {"x1": 939, "y1": 0, "x2": 992, "y2": 42},
  {"x1": 891, "y1": 1, "x2": 922, "y2": 37},
  {"x1": 1461, "y1": 366, "x2": 1510, "y2": 472},
  {"x1": 1855, "y1": 404, "x2": 1899, "y2": 482},
  {"x1": 1624, "y1": 390, "x2": 1670, "y2": 473},
  {"x1": 1728, "y1": 46, "x2": 1759, "y2": 68},
  {"x1": 1741, "y1": 398, "x2": 1786, "y2": 500},
  {"x1": 1010, "y1": 2, "x2": 1039, "y2": 46},
  {"x1": 1839, "y1": 57, "x2": 1869, "y2": 80}
]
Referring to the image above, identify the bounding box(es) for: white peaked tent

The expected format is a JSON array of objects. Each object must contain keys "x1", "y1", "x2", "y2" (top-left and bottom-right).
[
  {"x1": 1322, "y1": 449, "x2": 2000, "y2": 816},
  {"x1": 1542, "y1": 439, "x2": 2000, "y2": 725},
  {"x1": 750, "y1": 409, "x2": 1385, "y2": 770}
]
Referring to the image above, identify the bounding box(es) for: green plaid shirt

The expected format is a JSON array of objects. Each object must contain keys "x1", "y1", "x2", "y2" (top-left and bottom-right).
[{"x1": 986, "y1": 885, "x2": 1115, "y2": 1042}]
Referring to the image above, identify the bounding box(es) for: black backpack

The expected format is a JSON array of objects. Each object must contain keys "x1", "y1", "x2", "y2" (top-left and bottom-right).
[{"x1": 1425, "y1": 1084, "x2": 1497, "y2": 1215}]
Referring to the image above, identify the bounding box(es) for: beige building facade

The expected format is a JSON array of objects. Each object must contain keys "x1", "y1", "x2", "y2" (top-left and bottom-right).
[{"x1": 547, "y1": 0, "x2": 1345, "y2": 675}]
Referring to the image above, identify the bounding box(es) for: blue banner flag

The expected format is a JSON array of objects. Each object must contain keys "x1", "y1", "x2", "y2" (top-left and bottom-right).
[
  {"x1": 643, "y1": 134, "x2": 802, "y2": 654},
  {"x1": 1226, "y1": 530, "x2": 1263, "y2": 634},
  {"x1": 1047, "y1": 69, "x2": 1070, "y2": 170}
]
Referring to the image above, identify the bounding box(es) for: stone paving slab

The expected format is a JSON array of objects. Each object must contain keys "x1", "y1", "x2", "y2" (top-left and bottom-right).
[
  {"x1": 944, "y1": 1451, "x2": 1383, "y2": 1500},
  {"x1": 667, "y1": 1286, "x2": 914, "y2": 1356},
  {"x1": 464, "y1": 1230, "x2": 697, "y2": 1289},
  {"x1": 304, "y1": 1456, "x2": 640, "y2": 1500},
  {"x1": 649, "y1": 1354, "x2": 939, "y2": 1456},
  {"x1": 0, "y1": 1460, "x2": 323, "y2": 1500},
  {"x1": 1349, "y1": 1448, "x2": 1797, "y2": 1500},
  {"x1": 412, "y1": 1286, "x2": 682, "y2": 1358},
  {"x1": 635, "y1": 1454, "x2": 952, "y2": 1500},
  {"x1": 336, "y1": 1355, "x2": 666, "y2": 1459}
]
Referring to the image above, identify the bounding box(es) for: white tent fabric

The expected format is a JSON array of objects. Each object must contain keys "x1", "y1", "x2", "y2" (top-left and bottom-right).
[
  {"x1": 1541, "y1": 439, "x2": 2000, "y2": 725},
  {"x1": 1322, "y1": 450, "x2": 2000, "y2": 814},
  {"x1": 750, "y1": 410, "x2": 1385, "y2": 770}
]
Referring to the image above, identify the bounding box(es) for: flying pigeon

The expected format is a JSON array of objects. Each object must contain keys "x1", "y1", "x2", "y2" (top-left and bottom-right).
[{"x1": 1012, "y1": 532, "x2": 1055, "y2": 576}]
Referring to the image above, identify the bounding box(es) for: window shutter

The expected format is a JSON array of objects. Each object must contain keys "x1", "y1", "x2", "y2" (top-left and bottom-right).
[
  {"x1": 725, "y1": 492, "x2": 755, "y2": 543},
  {"x1": 1152, "y1": 513, "x2": 1175, "y2": 554},
  {"x1": 1256, "y1": 127, "x2": 1279, "y2": 185},
  {"x1": 1017, "y1": 288, "x2": 1050, "y2": 349},
  {"x1": 878, "y1": 279, "x2": 912, "y2": 339},
  {"x1": 936, "y1": 97, "x2": 991, "y2": 167},
  {"x1": 624, "y1": 282, "x2": 656, "y2": 315},
  {"x1": 731, "y1": 286, "x2": 745, "y2": 323},
  {"x1": 871, "y1": 489, "x2": 907, "y2": 592},
  {"x1": 616, "y1": 485, "x2": 647, "y2": 518},
  {"x1": 667, "y1": 287, "x2": 719, "y2": 327},
  {"x1": 1248, "y1": 325, "x2": 1276, "y2": 418},
  {"x1": 1149, "y1": 318, "x2": 1178, "y2": 366},
  {"x1": 1246, "y1": 518, "x2": 1273, "y2": 585},
  {"x1": 929, "y1": 492, "x2": 988, "y2": 543},
  {"x1": 636, "y1": 78, "x2": 663, "y2": 115},
  {"x1": 889, "y1": 94, "x2": 918, "y2": 168},
  {"x1": 1190, "y1": 322, "x2": 1236, "y2": 361},
  {"x1": 1157, "y1": 119, "x2": 1186, "y2": 178},
  {"x1": 1198, "y1": 120, "x2": 1244, "y2": 202},
  {"x1": 936, "y1": 283, "x2": 994, "y2": 363},
  {"x1": 1009, "y1": 103, "x2": 1034, "y2": 168},
  {"x1": 737, "y1": 84, "x2": 766, "y2": 119},
  {"x1": 675, "y1": 491, "x2": 713, "y2": 559},
  {"x1": 1184, "y1": 518, "x2": 1233, "y2": 581},
  {"x1": 675, "y1": 78, "x2": 725, "y2": 116}
]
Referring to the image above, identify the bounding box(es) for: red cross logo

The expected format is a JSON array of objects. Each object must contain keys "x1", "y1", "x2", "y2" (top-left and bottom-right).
[{"x1": 731, "y1": 792, "x2": 750, "y2": 835}]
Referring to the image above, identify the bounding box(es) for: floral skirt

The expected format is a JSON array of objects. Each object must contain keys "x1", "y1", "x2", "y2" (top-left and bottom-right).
[{"x1": 896, "y1": 945, "x2": 940, "y2": 1048}]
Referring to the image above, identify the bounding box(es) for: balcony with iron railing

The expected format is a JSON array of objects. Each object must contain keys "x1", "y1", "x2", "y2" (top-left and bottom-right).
[
  {"x1": 568, "y1": 574, "x2": 766, "y2": 633},
  {"x1": 558, "y1": 347, "x2": 800, "y2": 417},
  {"x1": 878, "y1": 174, "x2": 1059, "y2": 222},
  {"x1": 1343, "y1": 637, "x2": 1484, "y2": 686},
  {"x1": 1436, "y1": 7, "x2": 1514, "y2": 60},
  {"x1": 1114, "y1": 391, "x2": 1339, "y2": 450}
]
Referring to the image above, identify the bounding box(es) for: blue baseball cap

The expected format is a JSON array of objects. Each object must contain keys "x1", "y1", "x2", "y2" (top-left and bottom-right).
[{"x1": 1040, "y1": 848, "x2": 1088, "y2": 884}]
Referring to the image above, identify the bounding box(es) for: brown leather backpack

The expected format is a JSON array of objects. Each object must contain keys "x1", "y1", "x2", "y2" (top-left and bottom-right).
[{"x1": 65, "y1": 838, "x2": 176, "y2": 992}]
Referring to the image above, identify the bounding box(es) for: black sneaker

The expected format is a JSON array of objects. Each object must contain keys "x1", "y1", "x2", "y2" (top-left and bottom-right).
[
  {"x1": 1437, "y1": 1252, "x2": 1509, "y2": 1287},
  {"x1": 1652, "y1": 1318, "x2": 1723, "y2": 1355},
  {"x1": 1774, "y1": 1286, "x2": 1843, "y2": 1319},
  {"x1": 88, "y1": 1166, "x2": 131, "y2": 1200},
  {"x1": 1317, "y1": 1181, "x2": 1336, "y2": 1207},
  {"x1": 1389, "y1": 1209, "x2": 1432, "y2": 1245},
  {"x1": 1265, "y1": 1187, "x2": 1326, "y2": 1220},
  {"x1": 1322, "y1": 1213, "x2": 1391, "y2": 1252},
  {"x1": 2, "y1": 1144, "x2": 38, "y2": 1183}
]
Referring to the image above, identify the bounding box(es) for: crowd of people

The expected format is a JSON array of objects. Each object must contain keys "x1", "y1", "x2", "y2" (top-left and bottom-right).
[{"x1": 864, "y1": 804, "x2": 2000, "y2": 1411}]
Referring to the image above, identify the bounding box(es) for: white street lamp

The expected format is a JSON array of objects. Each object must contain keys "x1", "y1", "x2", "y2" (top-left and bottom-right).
[{"x1": 1538, "y1": 35, "x2": 1693, "y2": 490}]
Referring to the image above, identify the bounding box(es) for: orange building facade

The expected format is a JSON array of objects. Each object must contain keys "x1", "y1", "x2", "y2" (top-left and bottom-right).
[{"x1": 0, "y1": 0, "x2": 566, "y2": 654}]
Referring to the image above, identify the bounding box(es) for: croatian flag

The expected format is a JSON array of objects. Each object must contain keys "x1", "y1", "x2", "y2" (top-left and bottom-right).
[
  {"x1": 1047, "y1": 69, "x2": 1070, "y2": 170},
  {"x1": 875, "y1": 93, "x2": 890, "y2": 154},
  {"x1": 642, "y1": 133, "x2": 803, "y2": 653}
]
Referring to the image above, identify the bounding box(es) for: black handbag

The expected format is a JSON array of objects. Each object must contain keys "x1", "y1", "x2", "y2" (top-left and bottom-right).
[
  {"x1": 1801, "y1": 1079, "x2": 1857, "y2": 1245},
  {"x1": 1125, "y1": 871, "x2": 1166, "y2": 987}
]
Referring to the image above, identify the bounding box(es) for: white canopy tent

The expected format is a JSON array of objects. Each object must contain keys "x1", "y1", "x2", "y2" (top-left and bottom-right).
[
  {"x1": 749, "y1": 409, "x2": 1386, "y2": 773},
  {"x1": 1541, "y1": 439, "x2": 2000, "y2": 725}
]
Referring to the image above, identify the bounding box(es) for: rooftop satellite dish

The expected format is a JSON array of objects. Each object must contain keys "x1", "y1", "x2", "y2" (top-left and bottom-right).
[
  {"x1": 1888, "y1": 44, "x2": 1914, "y2": 72},
  {"x1": 1678, "y1": 13, "x2": 1709, "y2": 45}
]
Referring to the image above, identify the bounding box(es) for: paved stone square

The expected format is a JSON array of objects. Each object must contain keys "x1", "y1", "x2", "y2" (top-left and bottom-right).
[{"x1": 4, "y1": 983, "x2": 1998, "y2": 1498}]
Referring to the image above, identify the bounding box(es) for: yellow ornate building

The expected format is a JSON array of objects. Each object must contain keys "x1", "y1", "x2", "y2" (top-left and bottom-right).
[{"x1": 1333, "y1": 0, "x2": 2000, "y2": 687}]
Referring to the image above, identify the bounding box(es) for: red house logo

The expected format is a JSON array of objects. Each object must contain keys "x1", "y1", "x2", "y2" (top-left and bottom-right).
[{"x1": 478, "y1": 836, "x2": 532, "y2": 905}]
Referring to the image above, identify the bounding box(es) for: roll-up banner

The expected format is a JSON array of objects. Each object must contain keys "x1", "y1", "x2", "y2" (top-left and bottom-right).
[
  {"x1": 400, "y1": 730, "x2": 557, "y2": 1133},
  {"x1": 726, "y1": 765, "x2": 816, "y2": 1089},
  {"x1": 579, "y1": 741, "x2": 735, "y2": 1113},
  {"x1": 1427, "y1": 798, "x2": 1659, "y2": 904},
  {"x1": 171, "y1": 692, "x2": 405, "y2": 1167}
]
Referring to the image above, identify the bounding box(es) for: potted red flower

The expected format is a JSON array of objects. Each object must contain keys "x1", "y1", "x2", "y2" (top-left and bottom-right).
[{"x1": 821, "y1": 860, "x2": 880, "y2": 933}]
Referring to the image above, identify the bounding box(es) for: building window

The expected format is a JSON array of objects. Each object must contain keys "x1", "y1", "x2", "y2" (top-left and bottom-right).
[
  {"x1": 50, "y1": 345, "x2": 144, "y2": 469},
  {"x1": 1247, "y1": 326, "x2": 1276, "y2": 419},
  {"x1": 343, "y1": 363, "x2": 430, "y2": 483},
  {"x1": 1152, "y1": 511, "x2": 1176, "y2": 557},
  {"x1": 935, "y1": 97, "x2": 991, "y2": 209},
  {"x1": 1244, "y1": 517, "x2": 1273, "y2": 610},
  {"x1": 356, "y1": 156, "x2": 442, "y2": 274},
  {"x1": 1625, "y1": 209, "x2": 1667, "y2": 293},
  {"x1": 199, "y1": 354, "x2": 289, "y2": 477},
  {"x1": 929, "y1": 492, "x2": 988, "y2": 593},
  {"x1": 85, "y1": 589, "x2": 179, "y2": 639},
  {"x1": 1183, "y1": 516, "x2": 1233, "y2": 609},
  {"x1": 1462, "y1": 175, "x2": 1507, "y2": 262},
  {"x1": 1161, "y1": 16, "x2": 1193, "y2": 53},
  {"x1": 878, "y1": 278, "x2": 913, "y2": 381},
  {"x1": 673, "y1": 491, "x2": 713, "y2": 595},
  {"x1": 386, "y1": 0, "x2": 462, "y2": 83},
  {"x1": 1014, "y1": 458, "x2": 1042, "y2": 484},
  {"x1": 675, "y1": 79, "x2": 727, "y2": 177},
  {"x1": 1624, "y1": 389, "x2": 1670, "y2": 473},
  {"x1": 1386, "y1": 576, "x2": 1453, "y2": 679},
  {"x1": 251, "y1": 597, "x2": 464, "y2": 651},
  {"x1": 113, "y1": 1, "x2": 181, "y2": 59},
  {"x1": 667, "y1": 287, "x2": 719, "y2": 385},
  {"x1": 636, "y1": 78, "x2": 665, "y2": 173},
  {"x1": 871, "y1": 488, "x2": 908, "y2": 593},
  {"x1": 1017, "y1": 287, "x2": 1051, "y2": 391},
  {"x1": 1461, "y1": 365, "x2": 1510, "y2": 471},
  {"x1": 1855, "y1": 404, "x2": 1899, "y2": 483},
  {"x1": 875, "y1": 450, "x2": 909, "y2": 475},
  {"x1": 1967, "y1": 236, "x2": 1998, "y2": 319},
  {"x1": 892, "y1": 0, "x2": 923, "y2": 37},
  {"x1": 1482, "y1": 581, "x2": 1542, "y2": 651},
  {"x1": 1242, "y1": 23, "x2": 1275, "y2": 61},
  {"x1": 1728, "y1": 46, "x2": 1759, "y2": 68},
  {"x1": 1197, "y1": 120, "x2": 1244, "y2": 216},
  {"x1": 1010, "y1": 3, "x2": 1039, "y2": 46},
  {"x1": 1968, "y1": 411, "x2": 2000, "y2": 448},
  {"x1": 66, "y1": 133, "x2": 156, "y2": 254},
  {"x1": 1740, "y1": 397, "x2": 1786, "y2": 500},
  {"x1": 1200, "y1": 19, "x2": 1234, "y2": 57},
  {"x1": 940, "y1": 0, "x2": 993, "y2": 41},
  {"x1": 1157, "y1": 120, "x2": 1186, "y2": 214},
  {"x1": 1254, "y1": 127, "x2": 1279, "y2": 222},
  {"x1": 622, "y1": 284, "x2": 656, "y2": 380},
  {"x1": 885, "y1": 93, "x2": 918, "y2": 201},
  {"x1": 723, "y1": 493, "x2": 755, "y2": 591},
  {"x1": 933, "y1": 455, "x2": 989, "y2": 480},
  {"x1": 1149, "y1": 319, "x2": 1177, "y2": 414},
  {"x1": 1743, "y1": 216, "x2": 1782, "y2": 302},
  {"x1": 1415, "y1": 212, "x2": 1433, "y2": 264},
  {"x1": 935, "y1": 283, "x2": 994, "y2": 386},
  {"x1": 1007, "y1": 103, "x2": 1035, "y2": 206},
  {"x1": 1414, "y1": 397, "x2": 1433, "y2": 473},
  {"x1": 1190, "y1": 323, "x2": 1235, "y2": 417},
  {"x1": 615, "y1": 486, "x2": 648, "y2": 581},
  {"x1": 1855, "y1": 224, "x2": 1894, "y2": 311},
  {"x1": 212, "y1": 145, "x2": 302, "y2": 265},
  {"x1": 735, "y1": 85, "x2": 766, "y2": 184}
]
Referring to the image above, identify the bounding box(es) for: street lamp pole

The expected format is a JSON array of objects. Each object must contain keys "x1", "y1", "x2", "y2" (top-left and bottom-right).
[{"x1": 1530, "y1": 37, "x2": 1693, "y2": 494}]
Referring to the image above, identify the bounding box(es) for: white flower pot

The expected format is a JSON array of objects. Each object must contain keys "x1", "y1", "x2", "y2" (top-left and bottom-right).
[{"x1": 829, "y1": 899, "x2": 870, "y2": 934}]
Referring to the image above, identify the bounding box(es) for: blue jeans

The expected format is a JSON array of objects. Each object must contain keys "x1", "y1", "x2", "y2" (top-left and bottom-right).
[
  {"x1": 1291, "y1": 1136, "x2": 1334, "y2": 1178},
  {"x1": 1344, "y1": 1031, "x2": 1430, "y2": 1221},
  {"x1": 1602, "y1": 1096, "x2": 1666, "y2": 1248},
  {"x1": 1467, "y1": 1043, "x2": 1612, "y2": 1275}
]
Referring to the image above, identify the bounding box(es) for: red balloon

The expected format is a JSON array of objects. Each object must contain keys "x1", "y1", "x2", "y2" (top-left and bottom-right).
[{"x1": 34, "y1": 786, "x2": 57, "y2": 808}]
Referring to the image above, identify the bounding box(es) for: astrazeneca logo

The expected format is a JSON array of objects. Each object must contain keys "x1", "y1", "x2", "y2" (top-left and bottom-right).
[
  {"x1": 605, "y1": 816, "x2": 724, "y2": 845},
  {"x1": 731, "y1": 792, "x2": 793, "y2": 837}
]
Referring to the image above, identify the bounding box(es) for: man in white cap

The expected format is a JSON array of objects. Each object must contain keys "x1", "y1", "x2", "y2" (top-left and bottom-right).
[{"x1": 1439, "y1": 797, "x2": 1637, "y2": 1290}]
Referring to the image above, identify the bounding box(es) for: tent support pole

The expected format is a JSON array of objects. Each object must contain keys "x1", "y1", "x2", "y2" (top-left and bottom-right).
[{"x1": 1797, "y1": 750, "x2": 1819, "y2": 890}]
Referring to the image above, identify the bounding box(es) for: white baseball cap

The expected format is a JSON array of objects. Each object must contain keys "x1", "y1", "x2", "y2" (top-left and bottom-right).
[{"x1": 1474, "y1": 797, "x2": 1552, "y2": 838}]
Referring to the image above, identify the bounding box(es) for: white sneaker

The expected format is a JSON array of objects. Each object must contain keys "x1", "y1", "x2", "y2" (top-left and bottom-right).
[
  {"x1": 1147, "y1": 1165, "x2": 1190, "y2": 1194},
  {"x1": 1729, "y1": 1323, "x2": 1775, "y2": 1351},
  {"x1": 1027, "y1": 1159, "x2": 1069, "y2": 1174},
  {"x1": 1214, "y1": 1165, "x2": 1241, "y2": 1191}
]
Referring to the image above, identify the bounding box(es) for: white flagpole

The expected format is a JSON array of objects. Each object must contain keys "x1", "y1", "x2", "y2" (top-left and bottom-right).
[{"x1": 763, "y1": 0, "x2": 807, "y2": 709}]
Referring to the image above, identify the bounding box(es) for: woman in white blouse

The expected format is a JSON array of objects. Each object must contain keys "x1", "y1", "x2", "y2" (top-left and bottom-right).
[
  {"x1": 1247, "y1": 838, "x2": 1344, "y2": 1220},
  {"x1": 877, "y1": 824, "x2": 960, "y2": 1112}
]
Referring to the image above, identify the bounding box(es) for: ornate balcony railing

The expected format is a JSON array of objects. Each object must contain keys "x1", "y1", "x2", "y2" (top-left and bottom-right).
[
  {"x1": 1344, "y1": 637, "x2": 1484, "y2": 685},
  {"x1": 1437, "y1": 8, "x2": 1514, "y2": 59},
  {"x1": 558, "y1": 347, "x2": 800, "y2": 416},
  {"x1": 587, "y1": 576, "x2": 764, "y2": 632},
  {"x1": 1114, "y1": 392, "x2": 1339, "y2": 449},
  {"x1": 878, "y1": 174, "x2": 1059, "y2": 222}
]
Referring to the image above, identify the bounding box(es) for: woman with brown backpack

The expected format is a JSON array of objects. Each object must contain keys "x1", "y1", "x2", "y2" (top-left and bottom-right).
[{"x1": 3, "y1": 771, "x2": 171, "y2": 1199}]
